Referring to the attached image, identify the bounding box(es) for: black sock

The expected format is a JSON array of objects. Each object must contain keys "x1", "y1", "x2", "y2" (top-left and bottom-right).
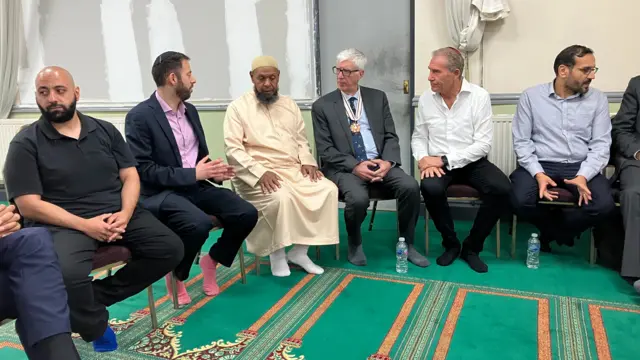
[
  {"x1": 461, "y1": 250, "x2": 488, "y2": 273},
  {"x1": 436, "y1": 247, "x2": 460, "y2": 266}
]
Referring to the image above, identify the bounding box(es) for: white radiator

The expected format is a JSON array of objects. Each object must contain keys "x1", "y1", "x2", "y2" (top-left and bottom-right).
[
  {"x1": 488, "y1": 114, "x2": 517, "y2": 176},
  {"x1": 0, "y1": 118, "x2": 125, "y2": 183}
]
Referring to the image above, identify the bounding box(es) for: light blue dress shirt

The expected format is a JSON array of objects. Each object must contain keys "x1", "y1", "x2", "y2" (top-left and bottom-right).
[
  {"x1": 342, "y1": 89, "x2": 379, "y2": 160},
  {"x1": 512, "y1": 81, "x2": 611, "y2": 181}
]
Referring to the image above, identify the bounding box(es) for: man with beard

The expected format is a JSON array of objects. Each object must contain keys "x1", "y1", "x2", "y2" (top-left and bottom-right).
[
  {"x1": 312, "y1": 48, "x2": 426, "y2": 267},
  {"x1": 223, "y1": 55, "x2": 338, "y2": 277},
  {"x1": 3, "y1": 66, "x2": 184, "y2": 352},
  {"x1": 125, "y1": 51, "x2": 257, "y2": 305},
  {"x1": 510, "y1": 45, "x2": 615, "y2": 252}
]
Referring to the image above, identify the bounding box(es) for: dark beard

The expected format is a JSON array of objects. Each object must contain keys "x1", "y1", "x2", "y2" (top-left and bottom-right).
[
  {"x1": 254, "y1": 87, "x2": 279, "y2": 105},
  {"x1": 176, "y1": 82, "x2": 192, "y2": 101},
  {"x1": 38, "y1": 98, "x2": 77, "y2": 124}
]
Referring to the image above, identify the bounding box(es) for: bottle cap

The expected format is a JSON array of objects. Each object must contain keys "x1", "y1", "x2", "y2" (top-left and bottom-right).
[
  {"x1": 399, "y1": 237, "x2": 405, "y2": 242},
  {"x1": 531, "y1": 233, "x2": 538, "y2": 238}
]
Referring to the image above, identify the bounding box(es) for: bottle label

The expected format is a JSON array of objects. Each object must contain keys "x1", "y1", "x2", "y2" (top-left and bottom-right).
[
  {"x1": 396, "y1": 249, "x2": 407, "y2": 256},
  {"x1": 528, "y1": 244, "x2": 539, "y2": 252}
]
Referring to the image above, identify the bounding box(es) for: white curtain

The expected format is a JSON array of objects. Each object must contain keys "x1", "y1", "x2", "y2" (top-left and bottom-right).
[
  {"x1": 445, "y1": 0, "x2": 510, "y2": 53},
  {"x1": 0, "y1": 1, "x2": 22, "y2": 118}
]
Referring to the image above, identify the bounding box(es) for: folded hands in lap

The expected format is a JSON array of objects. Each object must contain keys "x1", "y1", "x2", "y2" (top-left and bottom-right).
[{"x1": 353, "y1": 159, "x2": 391, "y2": 182}]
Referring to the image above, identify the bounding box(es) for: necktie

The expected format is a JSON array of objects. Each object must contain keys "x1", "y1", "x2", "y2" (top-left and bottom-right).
[{"x1": 348, "y1": 97, "x2": 367, "y2": 162}]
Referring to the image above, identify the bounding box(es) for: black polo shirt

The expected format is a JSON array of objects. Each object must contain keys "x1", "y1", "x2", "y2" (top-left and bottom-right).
[{"x1": 4, "y1": 113, "x2": 137, "y2": 219}]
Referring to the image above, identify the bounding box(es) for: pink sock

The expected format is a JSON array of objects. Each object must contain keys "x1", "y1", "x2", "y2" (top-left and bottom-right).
[
  {"x1": 200, "y1": 255, "x2": 220, "y2": 296},
  {"x1": 164, "y1": 274, "x2": 191, "y2": 306}
]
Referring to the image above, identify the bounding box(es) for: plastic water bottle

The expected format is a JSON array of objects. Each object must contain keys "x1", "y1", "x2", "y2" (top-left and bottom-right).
[
  {"x1": 526, "y1": 233, "x2": 540, "y2": 269},
  {"x1": 396, "y1": 237, "x2": 408, "y2": 273}
]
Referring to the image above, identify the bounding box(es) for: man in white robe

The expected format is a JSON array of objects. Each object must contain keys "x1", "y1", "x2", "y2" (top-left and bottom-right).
[{"x1": 224, "y1": 56, "x2": 339, "y2": 277}]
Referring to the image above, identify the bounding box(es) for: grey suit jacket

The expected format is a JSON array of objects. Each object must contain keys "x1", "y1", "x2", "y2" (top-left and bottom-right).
[
  {"x1": 612, "y1": 75, "x2": 640, "y2": 177},
  {"x1": 311, "y1": 87, "x2": 401, "y2": 177}
]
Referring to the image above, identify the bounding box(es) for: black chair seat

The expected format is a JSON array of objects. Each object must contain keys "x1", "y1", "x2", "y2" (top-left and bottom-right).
[
  {"x1": 92, "y1": 246, "x2": 131, "y2": 270},
  {"x1": 447, "y1": 184, "x2": 480, "y2": 198}
]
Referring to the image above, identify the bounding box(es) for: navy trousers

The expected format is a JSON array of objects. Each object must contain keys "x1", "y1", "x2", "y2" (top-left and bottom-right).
[
  {"x1": 0, "y1": 228, "x2": 80, "y2": 359},
  {"x1": 510, "y1": 162, "x2": 616, "y2": 242}
]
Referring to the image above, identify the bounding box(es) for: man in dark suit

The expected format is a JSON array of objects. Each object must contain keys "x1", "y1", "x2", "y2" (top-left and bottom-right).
[
  {"x1": 611, "y1": 75, "x2": 640, "y2": 292},
  {"x1": 125, "y1": 51, "x2": 258, "y2": 306},
  {"x1": 1, "y1": 205, "x2": 81, "y2": 359},
  {"x1": 312, "y1": 48, "x2": 427, "y2": 267}
]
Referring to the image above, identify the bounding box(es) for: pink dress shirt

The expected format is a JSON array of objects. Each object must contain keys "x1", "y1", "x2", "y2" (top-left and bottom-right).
[{"x1": 155, "y1": 91, "x2": 199, "y2": 168}]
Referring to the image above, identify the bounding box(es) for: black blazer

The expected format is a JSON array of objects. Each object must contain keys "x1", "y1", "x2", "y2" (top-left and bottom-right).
[
  {"x1": 311, "y1": 86, "x2": 401, "y2": 177},
  {"x1": 611, "y1": 76, "x2": 640, "y2": 178},
  {"x1": 125, "y1": 93, "x2": 212, "y2": 212}
]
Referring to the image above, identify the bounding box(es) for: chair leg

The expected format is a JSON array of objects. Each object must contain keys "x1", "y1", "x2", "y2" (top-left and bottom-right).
[
  {"x1": 147, "y1": 286, "x2": 158, "y2": 329},
  {"x1": 194, "y1": 250, "x2": 201, "y2": 265},
  {"x1": 369, "y1": 201, "x2": 378, "y2": 231},
  {"x1": 255, "y1": 255, "x2": 261, "y2": 276},
  {"x1": 496, "y1": 219, "x2": 501, "y2": 259},
  {"x1": 107, "y1": 269, "x2": 112, "y2": 277},
  {"x1": 316, "y1": 246, "x2": 321, "y2": 260},
  {"x1": 589, "y1": 229, "x2": 596, "y2": 265},
  {"x1": 425, "y1": 211, "x2": 430, "y2": 256},
  {"x1": 239, "y1": 250, "x2": 246, "y2": 284},
  {"x1": 335, "y1": 243, "x2": 340, "y2": 260},
  {"x1": 170, "y1": 274, "x2": 180, "y2": 310},
  {"x1": 511, "y1": 214, "x2": 517, "y2": 259}
]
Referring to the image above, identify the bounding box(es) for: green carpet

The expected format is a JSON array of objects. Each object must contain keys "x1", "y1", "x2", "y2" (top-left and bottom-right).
[{"x1": 2, "y1": 210, "x2": 639, "y2": 359}]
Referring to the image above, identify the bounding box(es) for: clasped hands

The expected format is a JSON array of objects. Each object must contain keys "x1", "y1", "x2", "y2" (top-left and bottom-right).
[
  {"x1": 535, "y1": 173, "x2": 592, "y2": 206},
  {"x1": 196, "y1": 156, "x2": 235, "y2": 183},
  {"x1": 352, "y1": 159, "x2": 392, "y2": 182},
  {"x1": 418, "y1": 156, "x2": 445, "y2": 179},
  {"x1": 81, "y1": 211, "x2": 132, "y2": 242}
]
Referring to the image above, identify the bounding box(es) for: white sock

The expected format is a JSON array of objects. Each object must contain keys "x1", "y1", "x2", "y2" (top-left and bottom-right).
[
  {"x1": 269, "y1": 248, "x2": 290, "y2": 277},
  {"x1": 287, "y1": 245, "x2": 324, "y2": 275}
]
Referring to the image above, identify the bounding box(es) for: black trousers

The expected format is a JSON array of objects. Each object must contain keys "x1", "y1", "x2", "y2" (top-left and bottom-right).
[
  {"x1": 614, "y1": 161, "x2": 640, "y2": 278},
  {"x1": 0, "y1": 228, "x2": 80, "y2": 360},
  {"x1": 155, "y1": 184, "x2": 258, "y2": 281},
  {"x1": 47, "y1": 207, "x2": 183, "y2": 342},
  {"x1": 330, "y1": 167, "x2": 420, "y2": 246},
  {"x1": 510, "y1": 161, "x2": 615, "y2": 242},
  {"x1": 420, "y1": 158, "x2": 511, "y2": 252}
]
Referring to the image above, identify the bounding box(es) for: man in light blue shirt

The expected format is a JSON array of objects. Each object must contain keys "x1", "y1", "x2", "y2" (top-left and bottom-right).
[{"x1": 510, "y1": 45, "x2": 615, "y2": 252}]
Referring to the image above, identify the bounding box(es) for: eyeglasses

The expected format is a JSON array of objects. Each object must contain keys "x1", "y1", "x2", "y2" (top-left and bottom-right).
[
  {"x1": 577, "y1": 67, "x2": 599, "y2": 75},
  {"x1": 332, "y1": 66, "x2": 360, "y2": 76}
]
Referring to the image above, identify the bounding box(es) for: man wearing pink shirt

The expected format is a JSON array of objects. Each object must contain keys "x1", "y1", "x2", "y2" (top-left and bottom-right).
[{"x1": 125, "y1": 51, "x2": 258, "y2": 305}]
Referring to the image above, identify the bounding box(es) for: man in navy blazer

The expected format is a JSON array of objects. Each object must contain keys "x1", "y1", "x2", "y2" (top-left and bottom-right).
[{"x1": 125, "y1": 51, "x2": 257, "y2": 305}]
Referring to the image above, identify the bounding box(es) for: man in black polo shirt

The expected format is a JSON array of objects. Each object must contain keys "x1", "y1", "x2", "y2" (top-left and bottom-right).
[{"x1": 3, "y1": 66, "x2": 184, "y2": 353}]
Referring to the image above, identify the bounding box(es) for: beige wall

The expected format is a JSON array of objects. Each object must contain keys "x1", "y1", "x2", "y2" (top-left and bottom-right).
[{"x1": 414, "y1": 0, "x2": 640, "y2": 96}]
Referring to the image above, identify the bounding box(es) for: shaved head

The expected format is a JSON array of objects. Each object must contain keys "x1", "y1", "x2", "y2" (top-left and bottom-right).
[
  {"x1": 35, "y1": 66, "x2": 79, "y2": 124},
  {"x1": 35, "y1": 66, "x2": 76, "y2": 88}
]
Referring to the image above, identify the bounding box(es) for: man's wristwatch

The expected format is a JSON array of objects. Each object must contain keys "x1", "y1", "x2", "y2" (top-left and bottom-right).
[{"x1": 441, "y1": 155, "x2": 449, "y2": 168}]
